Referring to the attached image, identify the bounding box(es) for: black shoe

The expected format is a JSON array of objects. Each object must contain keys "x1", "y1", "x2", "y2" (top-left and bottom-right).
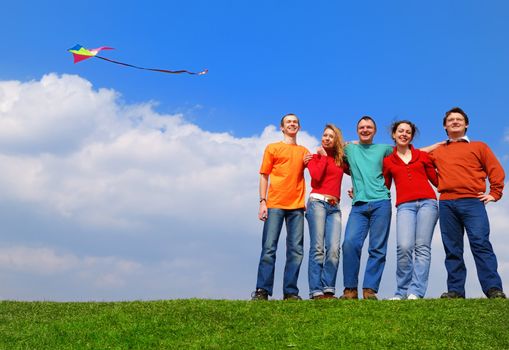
[
  {"x1": 251, "y1": 288, "x2": 269, "y2": 301},
  {"x1": 440, "y1": 291, "x2": 465, "y2": 299},
  {"x1": 487, "y1": 288, "x2": 506, "y2": 299},
  {"x1": 283, "y1": 294, "x2": 302, "y2": 300}
]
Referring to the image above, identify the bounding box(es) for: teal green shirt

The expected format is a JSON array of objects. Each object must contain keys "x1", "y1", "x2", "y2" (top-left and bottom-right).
[{"x1": 345, "y1": 143, "x2": 393, "y2": 204}]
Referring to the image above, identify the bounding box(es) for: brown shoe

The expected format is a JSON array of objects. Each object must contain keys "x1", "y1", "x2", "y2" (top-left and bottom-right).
[
  {"x1": 311, "y1": 294, "x2": 327, "y2": 300},
  {"x1": 339, "y1": 288, "x2": 358, "y2": 300},
  {"x1": 323, "y1": 292, "x2": 336, "y2": 299},
  {"x1": 362, "y1": 288, "x2": 378, "y2": 300}
]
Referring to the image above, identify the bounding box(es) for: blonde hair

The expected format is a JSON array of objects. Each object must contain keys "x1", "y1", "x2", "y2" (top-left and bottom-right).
[{"x1": 324, "y1": 124, "x2": 345, "y2": 166}]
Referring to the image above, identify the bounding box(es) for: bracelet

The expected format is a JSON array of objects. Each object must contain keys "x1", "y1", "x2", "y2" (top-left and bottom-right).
[{"x1": 259, "y1": 198, "x2": 266, "y2": 203}]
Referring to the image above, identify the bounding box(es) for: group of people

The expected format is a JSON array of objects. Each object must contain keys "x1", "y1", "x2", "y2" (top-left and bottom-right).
[{"x1": 251, "y1": 107, "x2": 506, "y2": 301}]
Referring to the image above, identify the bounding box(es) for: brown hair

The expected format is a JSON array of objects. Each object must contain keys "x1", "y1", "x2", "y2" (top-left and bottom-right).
[
  {"x1": 280, "y1": 113, "x2": 300, "y2": 127},
  {"x1": 390, "y1": 120, "x2": 418, "y2": 142},
  {"x1": 443, "y1": 107, "x2": 469, "y2": 135}
]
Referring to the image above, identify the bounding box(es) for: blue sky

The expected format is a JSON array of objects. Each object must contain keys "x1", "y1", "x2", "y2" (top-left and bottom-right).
[{"x1": 0, "y1": 1, "x2": 508, "y2": 300}]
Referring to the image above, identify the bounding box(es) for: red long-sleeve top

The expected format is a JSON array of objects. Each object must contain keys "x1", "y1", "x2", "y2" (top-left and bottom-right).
[
  {"x1": 383, "y1": 145, "x2": 438, "y2": 206},
  {"x1": 307, "y1": 154, "x2": 346, "y2": 199}
]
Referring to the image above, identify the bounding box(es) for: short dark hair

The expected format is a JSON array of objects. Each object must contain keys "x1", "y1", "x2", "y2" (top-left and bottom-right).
[
  {"x1": 390, "y1": 120, "x2": 418, "y2": 142},
  {"x1": 443, "y1": 107, "x2": 469, "y2": 135},
  {"x1": 280, "y1": 113, "x2": 300, "y2": 127},
  {"x1": 357, "y1": 115, "x2": 377, "y2": 131}
]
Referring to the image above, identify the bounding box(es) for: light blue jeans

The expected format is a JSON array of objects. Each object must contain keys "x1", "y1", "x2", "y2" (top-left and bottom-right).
[
  {"x1": 395, "y1": 199, "x2": 438, "y2": 298},
  {"x1": 305, "y1": 198, "x2": 342, "y2": 297},
  {"x1": 342, "y1": 199, "x2": 392, "y2": 292},
  {"x1": 255, "y1": 208, "x2": 304, "y2": 296}
]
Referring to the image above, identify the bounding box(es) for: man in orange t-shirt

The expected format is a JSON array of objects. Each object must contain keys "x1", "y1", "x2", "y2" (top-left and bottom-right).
[
  {"x1": 430, "y1": 107, "x2": 506, "y2": 299},
  {"x1": 251, "y1": 114, "x2": 310, "y2": 301}
]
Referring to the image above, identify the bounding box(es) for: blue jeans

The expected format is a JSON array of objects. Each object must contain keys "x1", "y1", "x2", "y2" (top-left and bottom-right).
[
  {"x1": 439, "y1": 198, "x2": 503, "y2": 297},
  {"x1": 395, "y1": 199, "x2": 438, "y2": 298},
  {"x1": 255, "y1": 208, "x2": 304, "y2": 296},
  {"x1": 305, "y1": 198, "x2": 342, "y2": 297},
  {"x1": 342, "y1": 199, "x2": 392, "y2": 292}
]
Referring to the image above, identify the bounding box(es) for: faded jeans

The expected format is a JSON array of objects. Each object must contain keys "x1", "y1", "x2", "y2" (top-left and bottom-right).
[
  {"x1": 394, "y1": 199, "x2": 438, "y2": 298},
  {"x1": 306, "y1": 198, "x2": 342, "y2": 297}
]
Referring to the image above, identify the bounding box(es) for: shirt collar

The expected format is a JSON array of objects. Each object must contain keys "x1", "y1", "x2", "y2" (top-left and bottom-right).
[{"x1": 447, "y1": 135, "x2": 470, "y2": 144}]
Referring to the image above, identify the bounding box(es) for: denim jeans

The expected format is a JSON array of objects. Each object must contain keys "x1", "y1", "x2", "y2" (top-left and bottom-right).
[
  {"x1": 439, "y1": 198, "x2": 503, "y2": 297},
  {"x1": 395, "y1": 199, "x2": 438, "y2": 298},
  {"x1": 255, "y1": 208, "x2": 304, "y2": 296},
  {"x1": 342, "y1": 199, "x2": 392, "y2": 292},
  {"x1": 305, "y1": 198, "x2": 342, "y2": 297}
]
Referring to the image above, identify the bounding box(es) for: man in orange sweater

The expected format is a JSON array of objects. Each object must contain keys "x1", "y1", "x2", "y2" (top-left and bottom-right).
[{"x1": 430, "y1": 107, "x2": 506, "y2": 299}]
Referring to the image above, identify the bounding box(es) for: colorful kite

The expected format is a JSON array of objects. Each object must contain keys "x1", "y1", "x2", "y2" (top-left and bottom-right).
[{"x1": 67, "y1": 44, "x2": 208, "y2": 75}]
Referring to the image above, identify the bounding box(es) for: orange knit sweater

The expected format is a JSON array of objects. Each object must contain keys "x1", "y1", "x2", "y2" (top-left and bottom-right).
[{"x1": 429, "y1": 141, "x2": 505, "y2": 200}]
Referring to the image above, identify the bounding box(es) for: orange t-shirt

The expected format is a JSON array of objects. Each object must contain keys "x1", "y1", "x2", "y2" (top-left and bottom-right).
[{"x1": 260, "y1": 142, "x2": 309, "y2": 209}]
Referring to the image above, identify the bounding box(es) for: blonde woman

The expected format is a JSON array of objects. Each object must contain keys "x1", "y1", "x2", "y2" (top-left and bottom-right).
[{"x1": 305, "y1": 124, "x2": 347, "y2": 299}]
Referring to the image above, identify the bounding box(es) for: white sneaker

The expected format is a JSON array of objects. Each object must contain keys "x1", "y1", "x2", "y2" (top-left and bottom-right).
[
  {"x1": 407, "y1": 294, "x2": 420, "y2": 300},
  {"x1": 388, "y1": 295, "x2": 403, "y2": 300}
]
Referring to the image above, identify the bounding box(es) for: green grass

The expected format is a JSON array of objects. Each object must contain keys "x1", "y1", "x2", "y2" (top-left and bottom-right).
[{"x1": 1, "y1": 299, "x2": 508, "y2": 349}]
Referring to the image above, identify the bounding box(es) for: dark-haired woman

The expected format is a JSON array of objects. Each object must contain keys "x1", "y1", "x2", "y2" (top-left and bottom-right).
[{"x1": 383, "y1": 120, "x2": 439, "y2": 300}]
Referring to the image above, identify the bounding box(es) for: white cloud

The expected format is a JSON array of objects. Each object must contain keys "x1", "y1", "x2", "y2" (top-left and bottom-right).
[
  {"x1": 0, "y1": 245, "x2": 140, "y2": 292},
  {"x1": 0, "y1": 74, "x2": 318, "y2": 231},
  {"x1": 0, "y1": 74, "x2": 120, "y2": 154},
  {"x1": 0, "y1": 246, "x2": 78, "y2": 274},
  {"x1": 0, "y1": 74, "x2": 319, "y2": 300},
  {"x1": 0, "y1": 73, "x2": 507, "y2": 301}
]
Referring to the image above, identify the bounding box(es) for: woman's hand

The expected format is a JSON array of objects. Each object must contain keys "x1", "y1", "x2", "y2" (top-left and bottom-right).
[{"x1": 316, "y1": 146, "x2": 327, "y2": 156}]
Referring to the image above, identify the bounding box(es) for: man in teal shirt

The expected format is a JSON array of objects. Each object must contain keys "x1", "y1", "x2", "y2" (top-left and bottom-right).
[{"x1": 340, "y1": 116, "x2": 393, "y2": 300}]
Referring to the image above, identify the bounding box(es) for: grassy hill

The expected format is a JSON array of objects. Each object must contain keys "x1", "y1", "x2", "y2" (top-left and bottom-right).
[{"x1": 1, "y1": 299, "x2": 508, "y2": 349}]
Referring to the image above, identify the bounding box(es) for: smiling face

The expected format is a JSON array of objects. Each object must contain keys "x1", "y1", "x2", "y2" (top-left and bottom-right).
[
  {"x1": 321, "y1": 127, "x2": 335, "y2": 150},
  {"x1": 444, "y1": 112, "x2": 468, "y2": 138},
  {"x1": 357, "y1": 118, "x2": 376, "y2": 144},
  {"x1": 280, "y1": 114, "x2": 300, "y2": 136},
  {"x1": 392, "y1": 122, "x2": 414, "y2": 147}
]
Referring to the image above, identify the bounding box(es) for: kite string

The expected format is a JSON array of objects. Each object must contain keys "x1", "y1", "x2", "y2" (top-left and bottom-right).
[{"x1": 95, "y1": 56, "x2": 208, "y2": 75}]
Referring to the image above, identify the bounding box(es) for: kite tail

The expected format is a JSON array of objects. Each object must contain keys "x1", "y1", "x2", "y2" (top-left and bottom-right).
[{"x1": 95, "y1": 56, "x2": 208, "y2": 75}]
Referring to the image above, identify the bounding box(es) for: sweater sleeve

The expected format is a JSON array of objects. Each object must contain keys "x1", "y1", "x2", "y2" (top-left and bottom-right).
[
  {"x1": 421, "y1": 152, "x2": 438, "y2": 188},
  {"x1": 482, "y1": 144, "x2": 505, "y2": 200},
  {"x1": 307, "y1": 154, "x2": 328, "y2": 182}
]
